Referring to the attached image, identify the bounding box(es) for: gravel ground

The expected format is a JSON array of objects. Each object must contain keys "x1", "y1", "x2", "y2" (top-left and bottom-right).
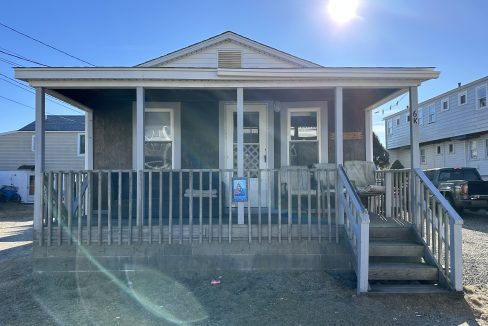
[
  {"x1": 461, "y1": 209, "x2": 488, "y2": 324},
  {"x1": 0, "y1": 203, "x2": 487, "y2": 325}
]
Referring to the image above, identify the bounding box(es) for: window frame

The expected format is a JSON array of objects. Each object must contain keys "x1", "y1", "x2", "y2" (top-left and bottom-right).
[
  {"x1": 469, "y1": 140, "x2": 478, "y2": 160},
  {"x1": 458, "y1": 90, "x2": 467, "y2": 106},
  {"x1": 144, "y1": 108, "x2": 175, "y2": 169},
  {"x1": 476, "y1": 84, "x2": 487, "y2": 110},
  {"x1": 441, "y1": 98, "x2": 449, "y2": 112},
  {"x1": 387, "y1": 119, "x2": 393, "y2": 135},
  {"x1": 31, "y1": 135, "x2": 35, "y2": 151},
  {"x1": 448, "y1": 143, "x2": 455, "y2": 155},
  {"x1": 436, "y1": 145, "x2": 442, "y2": 155},
  {"x1": 418, "y1": 108, "x2": 424, "y2": 126},
  {"x1": 287, "y1": 107, "x2": 321, "y2": 166},
  {"x1": 420, "y1": 148, "x2": 426, "y2": 164},
  {"x1": 77, "y1": 133, "x2": 85, "y2": 156},
  {"x1": 428, "y1": 104, "x2": 436, "y2": 124}
]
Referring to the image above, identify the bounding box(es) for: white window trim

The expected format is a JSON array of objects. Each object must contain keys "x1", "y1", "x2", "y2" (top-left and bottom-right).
[
  {"x1": 436, "y1": 145, "x2": 442, "y2": 156},
  {"x1": 458, "y1": 90, "x2": 467, "y2": 106},
  {"x1": 469, "y1": 140, "x2": 478, "y2": 160},
  {"x1": 441, "y1": 98, "x2": 449, "y2": 112},
  {"x1": 77, "y1": 133, "x2": 85, "y2": 156},
  {"x1": 428, "y1": 104, "x2": 436, "y2": 124},
  {"x1": 145, "y1": 108, "x2": 174, "y2": 169},
  {"x1": 418, "y1": 108, "x2": 424, "y2": 126},
  {"x1": 476, "y1": 84, "x2": 487, "y2": 110},
  {"x1": 448, "y1": 143, "x2": 455, "y2": 155},
  {"x1": 31, "y1": 135, "x2": 35, "y2": 151},
  {"x1": 287, "y1": 107, "x2": 321, "y2": 166},
  {"x1": 405, "y1": 113, "x2": 410, "y2": 124},
  {"x1": 420, "y1": 148, "x2": 426, "y2": 164}
]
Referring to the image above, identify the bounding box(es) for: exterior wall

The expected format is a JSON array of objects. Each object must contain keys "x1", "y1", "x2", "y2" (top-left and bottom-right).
[
  {"x1": 0, "y1": 131, "x2": 84, "y2": 171},
  {"x1": 157, "y1": 40, "x2": 299, "y2": 69},
  {"x1": 386, "y1": 76, "x2": 488, "y2": 149},
  {"x1": 390, "y1": 137, "x2": 488, "y2": 179}
]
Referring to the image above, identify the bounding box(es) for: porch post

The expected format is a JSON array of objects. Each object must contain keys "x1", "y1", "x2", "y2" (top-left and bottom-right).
[
  {"x1": 136, "y1": 87, "x2": 145, "y2": 226},
  {"x1": 335, "y1": 87, "x2": 344, "y2": 224},
  {"x1": 409, "y1": 86, "x2": 420, "y2": 223},
  {"x1": 365, "y1": 109, "x2": 373, "y2": 162},
  {"x1": 236, "y1": 87, "x2": 244, "y2": 224},
  {"x1": 84, "y1": 110, "x2": 93, "y2": 170},
  {"x1": 34, "y1": 87, "x2": 45, "y2": 233}
]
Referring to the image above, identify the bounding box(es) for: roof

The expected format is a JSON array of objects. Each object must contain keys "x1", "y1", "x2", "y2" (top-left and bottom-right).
[
  {"x1": 137, "y1": 31, "x2": 322, "y2": 68},
  {"x1": 18, "y1": 115, "x2": 84, "y2": 132}
]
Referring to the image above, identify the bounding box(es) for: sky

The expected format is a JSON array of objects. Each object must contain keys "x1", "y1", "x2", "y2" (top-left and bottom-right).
[{"x1": 1, "y1": 0, "x2": 487, "y2": 145}]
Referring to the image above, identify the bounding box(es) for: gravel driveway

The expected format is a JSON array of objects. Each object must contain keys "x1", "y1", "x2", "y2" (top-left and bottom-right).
[{"x1": 0, "y1": 203, "x2": 486, "y2": 325}]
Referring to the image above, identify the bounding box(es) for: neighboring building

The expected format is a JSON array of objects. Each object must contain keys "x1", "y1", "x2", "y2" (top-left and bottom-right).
[
  {"x1": 15, "y1": 32, "x2": 464, "y2": 293},
  {"x1": 385, "y1": 76, "x2": 488, "y2": 177},
  {"x1": 0, "y1": 115, "x2": 85, "y2": 202}
]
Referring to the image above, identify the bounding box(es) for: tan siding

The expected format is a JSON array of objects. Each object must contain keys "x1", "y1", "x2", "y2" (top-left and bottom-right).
[{"x1": 0, "y1": 132, "x2": 84, "y2": 171}]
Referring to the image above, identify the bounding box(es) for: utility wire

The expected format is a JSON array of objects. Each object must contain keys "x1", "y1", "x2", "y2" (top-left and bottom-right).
[
  {"x1": 0, "y1": 56, "x2": 22, "y2": 66},
  {"x1": 0, "y1": 22, "x2": 95, "y2": 66},
  {"x1": 0, "y1": 49, "x2": 48, "y2": 66}
]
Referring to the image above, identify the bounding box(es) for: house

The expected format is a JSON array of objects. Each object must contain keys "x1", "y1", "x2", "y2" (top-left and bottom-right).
[
  {"x1": 385, "y1": 75, "x2": 488, "y2": 177},
  {"x1": 15, "y1": 32, "x2": 462, "y2": 293},
  {"x1": 0, "y1": 115, "x2": 85, "y2": 202}
]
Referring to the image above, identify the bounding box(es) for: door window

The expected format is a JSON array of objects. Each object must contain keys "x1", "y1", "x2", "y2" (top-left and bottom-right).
[
  {"x1": 288, "y1": 110, "x2": 319, "y2": 167},
  {"x1": 144, "y1": 109, "x2": 173, "y2": 169}
]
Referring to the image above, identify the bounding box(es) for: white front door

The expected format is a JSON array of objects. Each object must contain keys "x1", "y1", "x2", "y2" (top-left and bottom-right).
[{"x1": 224, "y1": 103, "x2": 268, "y2": 207}]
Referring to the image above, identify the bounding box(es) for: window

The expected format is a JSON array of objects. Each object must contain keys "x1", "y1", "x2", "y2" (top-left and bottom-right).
[
  {"x1": 387, "y1": 119, "x2": 393, "y2": 135},
  {"x1": 441, "y1": 98, "x2": 449, "y2": 111},
  {"x1": 288, "y1": 110, "x2": 319, "y2": 166},
  {"x1": 420, "y1": 148, "x2": 426, "y2": 164},
  {"x1": 144, "y1": 109, "x2": 173, "y2": 169},
  {"x1": 448, "y1": 143, "x2": 454, "y2": 154},
  {"x1": 428, "y1": 104, "x2": 436, "y2": 123},
  {"x1": 476, "y1": 85, "x2": 487, "y2": 109},
  {"x1": 396, "y1": 117, "x2": 400, "y2": 126},
  {"x1": 77, "y1": 134, "x2": 85, "y2": 156},
  {"x1": 485, "y1": 140, "x2": 488, "y2": 158},
  {"x1": 458, "y1": 90, "x2": 467, "y2": 106},
  {"x1": 436, "y1": 145, "x2": 442, "y2": 155},
  {"x1": 31, "y1": 135, "x2": 35, "y2": 151},
  {"x1": 405, "y1": 113, "x2": 410, "y2": 123},
  {"x1": 470, "y1": 140, "x2": 478, "y2": 160},
  {"x1": 418, "y1": 108, "x2": 424, "y2": 126}
]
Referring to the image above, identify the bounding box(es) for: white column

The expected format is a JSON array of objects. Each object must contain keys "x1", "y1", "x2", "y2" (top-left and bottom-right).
[
  {"x1": 409, "y1": 87, "x2": 420, "y2": 168},
  {"x1": 335, "y1": 87, "x2": 344, "y2": 224},
  {"x1": 365, "y1": 109, "x2": 373, "y2": 162},
  {"x1": 136, "y1": 87, "x2": 145, "y2": 226},
  {"x1": 236, "y1": 87, "x2": 244, "y2": 224},
  {"x1": 335, "y1": 87, "x2": 344, "y2": 165},
  {"x1": 84, "y1": 110, "x2": 93, "y2": 170},
  {"x1": 409, "y1": 86, "x2": 420, "y2": 223},
  {"x1": 34, "y1": 87, "x2": 45, "y2": 232}
]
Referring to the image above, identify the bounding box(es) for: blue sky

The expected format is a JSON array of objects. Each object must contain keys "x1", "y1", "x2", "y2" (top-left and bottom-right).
[{"x1": 1, "y1": 0, "x2": 487, "y2": 145}]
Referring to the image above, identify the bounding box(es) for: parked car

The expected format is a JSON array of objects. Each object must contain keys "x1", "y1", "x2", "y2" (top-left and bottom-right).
[{"x1": 424, "y1": 167, "x2": 488, "y2": 212}]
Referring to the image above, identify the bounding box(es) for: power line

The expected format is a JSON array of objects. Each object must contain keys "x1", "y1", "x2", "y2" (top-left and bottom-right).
[
  {"x1": 0, "y1": 22, "x2": 95, "y2": 66},
  {"x1": 0, "y1": 49, "x2": 48, "y2": 66},
  {"x1": 0, "y1": 56, "x2": 22, "y2": 66}
]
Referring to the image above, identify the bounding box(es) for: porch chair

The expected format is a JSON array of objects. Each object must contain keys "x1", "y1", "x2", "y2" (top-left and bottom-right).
[
  {"x1": 313, "y1": 163, "x2": 337, "y2": 214},
  {"x1": 343, "y1": 161, "x2": 385, "y2": 197},
  {"x1": 280, "y1": 166, "x2": 317, "y2": 216}
]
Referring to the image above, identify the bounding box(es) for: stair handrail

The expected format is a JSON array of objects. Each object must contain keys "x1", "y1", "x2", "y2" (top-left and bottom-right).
[
  {"x1": 337, "y1": 164, "x2": 370, "y2": 293},
  {"x1": 413, "y1": 168, "x2": 463, "y2": 291}
]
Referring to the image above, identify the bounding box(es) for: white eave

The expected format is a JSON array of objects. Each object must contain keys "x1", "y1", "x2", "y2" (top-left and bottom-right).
[{"x1": 15, "y1": 67, "x2": 439, "y2": 88}]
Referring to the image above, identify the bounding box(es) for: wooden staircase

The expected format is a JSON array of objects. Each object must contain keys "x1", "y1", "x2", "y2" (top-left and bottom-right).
[{"x1": 367, "y1": 225, "x2": 447, "y2": 293}]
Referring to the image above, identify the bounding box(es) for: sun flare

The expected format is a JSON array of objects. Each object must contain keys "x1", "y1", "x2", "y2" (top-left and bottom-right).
[{"x1": 327, "y1": 0, "x2": 359, "y2": 24}]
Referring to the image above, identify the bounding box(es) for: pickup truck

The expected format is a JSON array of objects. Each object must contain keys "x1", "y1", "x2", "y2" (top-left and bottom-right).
[{"x1": 424, "y1": 167, "x2": 488, "y2": 212}]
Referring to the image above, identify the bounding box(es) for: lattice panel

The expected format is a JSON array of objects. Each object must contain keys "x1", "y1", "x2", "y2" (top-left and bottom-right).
[{"x1": 233, "y1": 143, "x2": 260, "y2": 177}]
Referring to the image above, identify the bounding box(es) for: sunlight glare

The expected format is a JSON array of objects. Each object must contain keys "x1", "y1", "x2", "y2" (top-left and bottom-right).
[{"x1": 328, "y1": 0, "x2": 359, "y2": 24}]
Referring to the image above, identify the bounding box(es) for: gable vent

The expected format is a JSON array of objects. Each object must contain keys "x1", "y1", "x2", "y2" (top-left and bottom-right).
[{"x1": 218, "y1": 51, "x2": 241, "y2": 68}]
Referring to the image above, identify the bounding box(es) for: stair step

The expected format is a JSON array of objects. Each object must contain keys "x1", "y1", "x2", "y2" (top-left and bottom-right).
[
  {"x1": 369, "y1": 283, "x2": 448, "y2": 294},
  {"x1": 369, "y1": 262, "x2": 438, "y2": 281},
  {"x1": 369, "y1": 241, "x2": 424, "y2": 257},
  {"x1": 369, "y1": 226, "x2": 414, "y2": 241}
]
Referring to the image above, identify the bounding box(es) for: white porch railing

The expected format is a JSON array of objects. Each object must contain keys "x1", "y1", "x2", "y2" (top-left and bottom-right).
[
  {"x1": 38, "y1": 168, "x2": 338, "y2": 246},
  {"x1": 413, "y1": 168, "x2": 463, "y2": 291},
  {"x1": 337, "y1": 165, "x2": 369, "y2": 293}
]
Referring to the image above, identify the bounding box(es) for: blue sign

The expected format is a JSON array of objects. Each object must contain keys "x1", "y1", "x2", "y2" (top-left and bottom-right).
[{"x1": 232, "y1": 177, "x2": 248, "y2": 202}]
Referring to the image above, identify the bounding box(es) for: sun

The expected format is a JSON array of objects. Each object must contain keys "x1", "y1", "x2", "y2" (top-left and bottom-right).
[{"x1": 327, "y1": 0, "x2": 360, "y2": 24}]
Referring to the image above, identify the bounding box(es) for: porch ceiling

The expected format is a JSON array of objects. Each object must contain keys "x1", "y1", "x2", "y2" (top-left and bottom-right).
[{"x1": 51, "y1": 88, "x2": 399, "y2": 113}]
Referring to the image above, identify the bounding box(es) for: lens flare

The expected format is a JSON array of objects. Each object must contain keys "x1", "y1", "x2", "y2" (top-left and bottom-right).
[{"x1": 328, "y1": 0, "x2": 359, "y2": 24}]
